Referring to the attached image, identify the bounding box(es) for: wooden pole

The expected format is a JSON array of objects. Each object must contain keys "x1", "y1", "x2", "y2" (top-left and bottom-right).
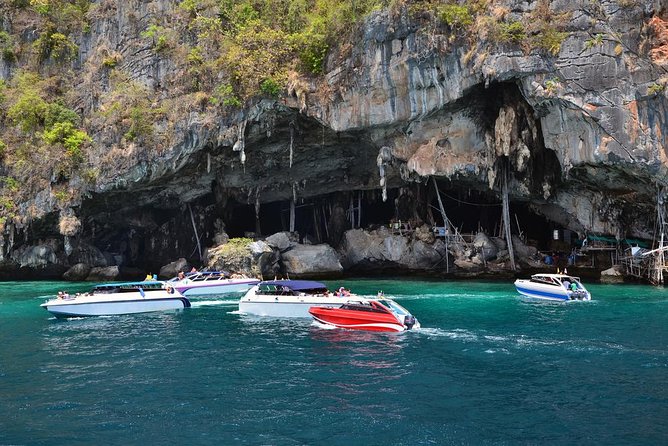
[
  {"x1": 357, "y1": 191, "x2": 362, "y2": 228},
  {"x1": 188, "y1": 204, "x2": 203, "y2": 262},
  {"x1": 502, "y1": 167, "x2": 516, "y2": 270},
  {"x1": 313, "y1": 205, "x2": 321, "y2": 243},
  {"x1": 322, "y1": 204, "x2": 329, "y2": 238},
  {"x1": 432, "y1": 177, "x2": 449, "y2": 273}
]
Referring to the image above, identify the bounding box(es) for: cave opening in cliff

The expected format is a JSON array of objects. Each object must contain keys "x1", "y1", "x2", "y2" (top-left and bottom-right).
[
  {"x1": 511, "y1": 203, "x2": 556, "y2": 250},
  {"x1": 428, "y1": 183, "x2": 557, "y2": 249},
  {"x1": 223, "y1": 189, "x2": 400, "y2": 243}
]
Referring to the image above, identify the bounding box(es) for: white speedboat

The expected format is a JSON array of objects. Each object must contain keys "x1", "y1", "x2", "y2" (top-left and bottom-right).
[
  {"x1": 167, "y1": 271, "x2": 259, "y2": 296},
  {"x1": 514, "y1": 273, "x2": 591, "y2": 301},
  {"x1": 238, "y1": 280, "x2": 356, "y2": 317},
  {"x1": 41, "y1": 281, "x2": 191, "y2": 318}
]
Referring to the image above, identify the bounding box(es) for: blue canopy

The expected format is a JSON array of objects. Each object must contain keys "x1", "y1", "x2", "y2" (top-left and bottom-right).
[{"x1": 258, "y1": 280, "x2": 327, "y2": 291}]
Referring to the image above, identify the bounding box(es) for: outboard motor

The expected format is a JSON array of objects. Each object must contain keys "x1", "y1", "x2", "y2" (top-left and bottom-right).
[{"x1": 403, "y1": 315, "x2": 416, "y2": 330}]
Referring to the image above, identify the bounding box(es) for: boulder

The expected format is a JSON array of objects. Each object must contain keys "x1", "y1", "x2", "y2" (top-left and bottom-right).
[
  {"x1": 87, "y1": 266, "x2": 120, "y2": 281},
  {"x1": 265, "y1": 232, "x2": 297, "y2": 252},
  {"x1": 213, "y1": 231, "x2": 229, "y2": 246},
  {"x1": 249, "y1": 240, "x2": 280, "y2": 277},
  {"x1": 63, "y1": 263, "x2": 91, "y2": 281},
  {"x1": 340, "y1": 228, "x2": 447, "y2": 271},
  {"x1": 414, "y1": 224, "x2": 436, "y2": 244},
  {"x1": 159, "y1": 258, "x2": 190, "y2": 278},
  {"x1": 473, "y1": 232, "x2": 498, "y2": 261},
  {"x1": 68, "y1": 243, "x2": 108, "y2": 267},
  {"x1": 600, "y1": 265, "x2": 625, "y2": 284},
  {"x1": 510, "y1": 235, "x2": 540, "y2": 262},
  {"x1": 281, "y1": 244, "x2": 343, "y2": 277},
  {"x1": 207, "y1": 239, "x2": 264, "y2": 277}
]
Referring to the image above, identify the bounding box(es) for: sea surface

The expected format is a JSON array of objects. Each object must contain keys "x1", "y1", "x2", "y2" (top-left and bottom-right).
[{"x1": 1, "y1": 279, "x2": 667, "y2": 445}]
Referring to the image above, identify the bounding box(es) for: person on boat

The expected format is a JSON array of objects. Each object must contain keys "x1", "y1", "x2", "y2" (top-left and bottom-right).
[
  {"x1": 177, "y1": 271, "x2": 186, "y2": 280},
  {"x1": 570, "y1": 282, "x2": 578, "y2": 291},
  {"x1": 562, "y1": 279, "x2": 571, "y2": 290},
  {"x1": 144, "y1": 273, "x2": 153, "y2": 281},
  {"x1": 57, "y1": 291, "x2": 64, "y2": 299},
  {"x1": 190, "y1": 267, "x2": 198, "y2": 273}
]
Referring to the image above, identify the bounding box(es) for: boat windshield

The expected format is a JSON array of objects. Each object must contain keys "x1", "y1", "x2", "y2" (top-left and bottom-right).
[
  {"x1": 340, "y1": 303, "x2": 388, "y2": 313},
  {"x1": 377, "y1": 299, "x2": 409, "y2": 316}
]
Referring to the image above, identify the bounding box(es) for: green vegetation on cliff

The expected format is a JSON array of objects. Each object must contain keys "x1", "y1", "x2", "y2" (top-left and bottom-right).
[{"x1": 173, "y1": 0, "x2": 385, "y2": 101}]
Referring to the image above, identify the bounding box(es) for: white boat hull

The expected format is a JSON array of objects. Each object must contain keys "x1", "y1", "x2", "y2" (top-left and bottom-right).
[
  {"x1": 41, "y1": 291, "x2": 190, "y2": 318},
  {"x1": 174, "y1": 279, "x2": 259, "y2": 297},
  {"x1": 514, "y1": 279, "x2": 591, "y2": 301},
  {"x1": 239, "y1": 296, "x2": 351, "y2": 318}
]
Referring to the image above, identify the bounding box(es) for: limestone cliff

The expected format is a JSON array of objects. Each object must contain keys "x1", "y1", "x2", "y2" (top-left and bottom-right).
[{"x1": 0, "y1": 0, "x2": 667, "y2": 278}]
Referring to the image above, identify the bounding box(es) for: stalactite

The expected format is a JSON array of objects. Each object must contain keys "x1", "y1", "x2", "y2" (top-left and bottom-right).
[
  {"x1": 290, "y1": 183, "x2": 297, "y2": 233},
  {"x1": 289, "y1": 121, "x2": 295, "y2": 168},
  {"x1": 377, "y1": 146, "x2": 392, "y2": 202},
  {"x1": 7, "y1": 223, "x2": 14, "y2": 255},
  {"x1": 255, "y1": 189, "x2": 261, "y2": 236},
  {"x1": 232, "y1": 120, "x2": 247, "y2": 167},
  {"x1": 502, "y1": 165, "x2": 517, "y2": 271}
]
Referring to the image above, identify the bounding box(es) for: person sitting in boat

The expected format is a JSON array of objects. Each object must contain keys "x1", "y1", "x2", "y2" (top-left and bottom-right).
[
  {"x1": 144, "y1": 273, "x2": 153, "y2": 281},
  {"x1": 336, "y1": 287, "x2": 351, "y2": 297},
  {"x1": 570, "y1": 282, "x2": 578, "y2": 291},
  {"x1": 177, "y1": 271, "x2": 186, "y2": 280},
  {"x1": 57, "y1": 291, "x2": 64, "y2": 299},
  {"x1": 562, "y1": 279, "x2": 571, "y2": 290}
]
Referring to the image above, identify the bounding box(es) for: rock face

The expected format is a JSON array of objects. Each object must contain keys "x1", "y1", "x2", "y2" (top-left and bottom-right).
[
  {"x1": 0, "y1": 1, "x2": 666, "y2": 279},
  {"x1": 159, "y1": 258, "x2": 190, "y2": 279},
  {"x1": 265, "y1": 232, "x2": 298, "y2": 252},
  {"x1": 281, "y1": 244, "x2": 343, "y2": 278},
  {"x1": 63, "y1": 263, "x2": 92, "y2": 281},
  {"x1": 600, "y1": 265, "x2": 625, "y2": 284},
  {"x1": 340, "y1": 228, "x2": 446, "y2": 271},
  {"x1": 473, "y1": 233, "x2": 499, "y2": 261},
  {"x1": 86, "y1": 266, "x2": 120, "y2": 282}
]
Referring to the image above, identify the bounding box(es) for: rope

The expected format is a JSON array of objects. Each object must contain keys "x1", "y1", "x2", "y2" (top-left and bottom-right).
[{"x1": 437, "y1": 189, "x2": 502, "y2": 207}]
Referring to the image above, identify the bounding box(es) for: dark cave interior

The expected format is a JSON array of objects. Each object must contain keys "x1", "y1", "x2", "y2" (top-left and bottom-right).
[{"x1": 222, "y1": 184, "x2": 557, "y2": 250}]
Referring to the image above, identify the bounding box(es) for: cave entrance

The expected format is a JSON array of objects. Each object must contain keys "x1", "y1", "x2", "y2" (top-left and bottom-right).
[
  {"x1": 512, "y1": 203, "x2": 556, "y2": 250},
  {"x1": 223, "y1": 189, "x2": 402, "y2": 243},
  {"x1": 429, "y1": 187, "x2": 502, "y2": 235},
  {"x1": 428, "y1": 182, "x2": 559, "y2": 252}
]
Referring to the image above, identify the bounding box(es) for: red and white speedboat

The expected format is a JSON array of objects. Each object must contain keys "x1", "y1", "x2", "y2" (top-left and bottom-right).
[{"x1": 309, "y1": 297, "x2": 419, "y2": 332}]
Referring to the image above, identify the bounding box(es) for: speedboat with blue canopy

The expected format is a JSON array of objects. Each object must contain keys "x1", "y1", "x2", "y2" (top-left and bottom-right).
[
  {"x1": 239, "y1": 279, "x2": 356, "y2": 317},
  {"x1": 40, "y1": 281, "x2": 191, "y2": 318},
  {"x1": 514, "y1": 273, "x2": 591, "y2": 301}
]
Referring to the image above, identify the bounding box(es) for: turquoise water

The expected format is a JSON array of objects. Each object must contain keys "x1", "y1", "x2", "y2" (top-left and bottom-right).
[{"x1": 1, "y1": 279, "x2": 667, "y2": 445}]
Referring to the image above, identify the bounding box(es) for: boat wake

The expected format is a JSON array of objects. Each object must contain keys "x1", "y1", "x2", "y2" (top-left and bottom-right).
[
  {"x1": 311, "y1": 320, "x2": 338, "y2": 330},
  {"x1": 413, "y1": 327, "x2": 480, "y2": 340}
]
